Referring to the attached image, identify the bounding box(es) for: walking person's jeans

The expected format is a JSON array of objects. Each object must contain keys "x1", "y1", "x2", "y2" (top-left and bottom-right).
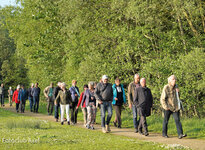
[
  {"x1": 16, "y1": 103, "x2": 20, "y2": 112},
  {"x1": 28, "y1": 96, "x2": 33, "y2": 111},
  {"x1": 70, "y1": 102, "x2": 78, "y2": 124},
  {"x1": 55, "y1": 103, "x2": 60, "y2": 119},
  {"x1": 100, "y1": 101, "x2": 112, "y2": 127},
  {"x1": 162, "y1": 110, "x2": 183, "y2": 136},
  {"x1": 20, "y1": 100, "x2": 26, "y2": 113},
  {"x1": 0, "y1": 94, "x2": 4, "y2": 106},
  {"x1": 33, "y1": 96, "x2": 40, "y2": 112},
  {"x1": 132, "y1": 105, "x2": 139, "y2": 129}
]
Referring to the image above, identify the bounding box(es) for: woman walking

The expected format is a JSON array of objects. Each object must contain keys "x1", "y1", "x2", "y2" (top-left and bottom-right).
[
  {"x1": 55, "y1": 82, "x2": 72, "y2": 125},
  {"x1": 82, "y1": 82, "x2": 96, "y2": 130},
  {"x1": 12, "y1": 85, "x2": 21, "y2": 113},
  {"x1": 112, "y1": 78, "x2": 126, "y2": 128}
]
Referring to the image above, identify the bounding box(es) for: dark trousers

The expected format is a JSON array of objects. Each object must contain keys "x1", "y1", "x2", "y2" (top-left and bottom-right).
[
  {"x1": 138, "y1": 108, "x2": 148, "y2": 133},
  {"x1": 114, "y1": 105, "x2": 122, "y2": 126},
  {"x1": 70, "y1": 102, "x2": 78, "y2": 123},
  {"x1": 0, "y1": 94, "x2": 4, "y2": 106},
  {"x1": 54, "y1": 103, "x2": 60, "y2": 119},
  {"x1": 28, "y1": 96, "x2": 33, "y2": 111},
  {"x1": 20, "y1": 100, "x2": 26, "y2": 113},
  {"x1": 47, "y1": 96, "x2": 54, "y2": 114},
  {"x1": 132, "y1": 105, "x2": 140, "y2": 129},
  {"x1": 162, "y1": 110, "x2": 183, "y2": 136},
  {"x1": 100, "y1": 101, "x2": 113, "y2": 127},
  {"x1": 16, "y1": 103, "x2": 20, "y2": 112},
  {"x1": 33, "y1": 96, "x2": 39, "y2": 112}
]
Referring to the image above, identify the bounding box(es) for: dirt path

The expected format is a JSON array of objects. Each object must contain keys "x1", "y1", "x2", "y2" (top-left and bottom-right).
[{"x1": 2, "y1": 104, "x2": 205, "y2": 150}]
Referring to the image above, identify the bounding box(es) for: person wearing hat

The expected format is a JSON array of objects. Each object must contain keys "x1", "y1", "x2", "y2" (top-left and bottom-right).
[
  {"x1": 95, "y1": 75, "x2": 113, "y2": 133},
  {"x1": 55, "y1": 82, "x2": 72, "y2": 125},
  {"x1": 12, "y1": 85, "x2": 21, "y2": 113}
]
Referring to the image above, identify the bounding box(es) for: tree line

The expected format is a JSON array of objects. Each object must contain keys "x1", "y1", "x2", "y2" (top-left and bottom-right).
[{"x1": 0, "y1": 0, "x2": 204, "y2": 117}]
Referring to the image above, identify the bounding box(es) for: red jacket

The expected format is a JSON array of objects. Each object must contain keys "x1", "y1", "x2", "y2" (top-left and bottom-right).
[
  {"x1": 77, "y1": 92, "x2": 86, "y2": 108},
  {"x1": 12, "y1": 90, "x2": 20, "y2": 104}
]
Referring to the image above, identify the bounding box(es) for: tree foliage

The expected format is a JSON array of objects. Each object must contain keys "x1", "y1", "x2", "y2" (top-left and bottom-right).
[{"x1": 0, "y1": 0, "x2": 204, "y2": 117}]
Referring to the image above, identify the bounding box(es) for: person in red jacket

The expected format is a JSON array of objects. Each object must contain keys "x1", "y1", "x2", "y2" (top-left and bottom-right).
[
  {"x1": 12, "y1": 85, "x2": 21, "y2": 113},
  {"x1": 76, "y1": 84, "x2": 88, "y2": 127}
]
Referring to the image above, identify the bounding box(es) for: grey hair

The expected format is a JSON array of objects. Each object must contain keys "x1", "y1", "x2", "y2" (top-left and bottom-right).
[
  {"x1": 140, "y1": 78, "x2": 146, "y2": 83},
  {"x1": 134, "y1": 73, "x2": 140, "y2": 79},
  {"x1": 61, "y1": 82, "x2": 66, "y2": 88},
  {"x1": 88, "y1": 81, "x2": 94, "y2": 86},
  {"x1": 168, "y1": 75, "x2": 176, "y2": 83},
  {"x1": 57, "y1": 82, "x2": 61, "y2": 86},
  {"x1": 31, "y1": 83, "x2": 34, "y2": 87}
]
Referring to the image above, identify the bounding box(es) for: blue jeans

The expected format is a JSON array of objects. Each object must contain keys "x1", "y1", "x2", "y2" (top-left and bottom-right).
[
  {"x1": 33, "y1": 96, "x2": 39, "y2": 112},
  {"x1": 132, "y1": 105, "x2": 139, "y2": 129},
  {"x1": 163, "y1": 110, "x2": 183, "y2": 136},
  {"x1": 54, "y1": 103, "x2": 60, "y2": 119},
  {"x1": 28, "y1": 96, "x2": 33, "y2": 111},
  {"x1": 0, "y1": 94, "x2": 4, "y2": 106},
  {"x1": 100, "y1": 101, "x2": 113, "y2": 127}
]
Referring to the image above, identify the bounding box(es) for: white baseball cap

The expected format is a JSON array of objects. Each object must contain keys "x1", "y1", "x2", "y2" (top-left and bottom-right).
[{"x1": 102, "y1": 75, "x2": 108, "y2": 80}]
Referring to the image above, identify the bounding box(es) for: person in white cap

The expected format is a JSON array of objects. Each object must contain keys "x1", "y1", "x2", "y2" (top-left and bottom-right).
[{"x1": 95, "y1": 75, "x2": 113, "y2": 133}]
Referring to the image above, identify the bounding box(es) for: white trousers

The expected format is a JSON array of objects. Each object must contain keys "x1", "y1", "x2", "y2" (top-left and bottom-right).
[{"x1": 60, "y1": 104, "x2": 70, "y2": 123}]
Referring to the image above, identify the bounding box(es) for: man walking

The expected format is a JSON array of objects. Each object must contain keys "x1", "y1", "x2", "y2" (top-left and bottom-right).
[
  {"x1": 44, "y1": 82, "x2": 54, "y2": 115},
  {"x1": 133, "y1": 78, "x2": 153, "y2": 136},
  {"x1": 0, "y1": 83, "x2": 5, "y2": 107},
  {"x1": 128, "y1": 74, "x2": 141, "y2": 132},
  {"x1": 54, "y1": 82, "x2": 62, "y2": 122},
  {"x1": 18, "y1": 85, "x2": 28, "y2": 113},
  {"x1": 28, "y1": 83, "x2": 34, "y2": 112},
  {"x1": 160, "y1": 75, "x2": 187, "y2": 139},
  {"x1": 69, "y1": 80, "x2": 80, "y2": 124},
  {"x1": 95, "y1": 75, "x2": 113, "y2": 133},
  {"x1": 32, "y1": 82, "x2": 41, "y2": 113}
]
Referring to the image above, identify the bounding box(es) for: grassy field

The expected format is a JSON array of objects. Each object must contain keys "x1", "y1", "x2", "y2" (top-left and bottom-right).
[
  {"x1": 0, "y1": 108, "x2": 190, "y2": 150},
  {"x1": 23, "y1": 100, "x2": 205, "y2": 139}
]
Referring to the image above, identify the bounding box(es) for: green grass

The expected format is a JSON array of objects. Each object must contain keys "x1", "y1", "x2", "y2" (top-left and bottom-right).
[
  {"x1": 22, "y1": 100, "x2": 205, "y2": 139},
  {"x1": 0, "y1": 108, "x2": 189, "y2": 150}
]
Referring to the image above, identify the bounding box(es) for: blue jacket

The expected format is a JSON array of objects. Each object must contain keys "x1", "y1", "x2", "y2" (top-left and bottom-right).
[
  {"x1": 112, "y1": 84, "x2": 126, "y2": 105},
  {"x1": 69, "y1": 86, "x2": 80, "y2": 103},
  {"x1": 18, "y1": 89, "x2": 28, "y2": 102}
]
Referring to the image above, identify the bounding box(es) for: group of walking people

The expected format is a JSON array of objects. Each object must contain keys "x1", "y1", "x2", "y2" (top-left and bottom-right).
[{"x1": 1, "y1": 73, "x2": 187, "y2": 139}]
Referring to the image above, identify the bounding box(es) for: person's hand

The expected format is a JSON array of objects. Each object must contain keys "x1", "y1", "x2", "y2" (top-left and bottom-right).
[
  {"x1": 176, "y1": 88, "x2": 179, "y2": 93},
  {"x1": 75, "y1": 94, "x2": 78, "y2": 97},
  {"x1": 115, "y1": 97, "x2": 118, "y2": 101},
  {"x1": 91, "y1": 97, "x2": 94, "y2": 100},
  {"x1": 55, "y1": 102, "x2": 57, "y2": 105},
  {"x1": 76, "y1": 107, "x2": 78, "y2": 110},
  {"x1": 98, "y1": 100, "x2": 103, "y2": 104},
  {"x1": 129, "y1": 104, "x2": 132, "y2": 110}
]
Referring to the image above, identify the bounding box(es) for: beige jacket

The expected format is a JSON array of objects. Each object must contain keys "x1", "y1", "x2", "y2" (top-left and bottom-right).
[
  {"x1": 128, "y1": 82, "x2": 140, "y2": 105},
  {"x1": 160, "y1": 84, "x2": 179, "y2": 112}
]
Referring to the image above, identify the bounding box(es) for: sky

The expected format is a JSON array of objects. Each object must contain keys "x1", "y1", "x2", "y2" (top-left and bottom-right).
[{"x1": 0, "y1": 0, "x2": 17, "y2": 7}]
